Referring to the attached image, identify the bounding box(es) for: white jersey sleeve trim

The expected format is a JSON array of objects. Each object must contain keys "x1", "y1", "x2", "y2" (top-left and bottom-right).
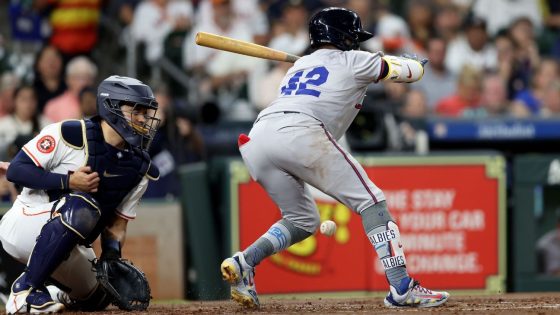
[
  {"x1": 21, "y1": 146, "x2": 43, "y2": 168},
  {"x1": 21, "y1": 123, "x2": 65, "y2": 170},
  {"x1": 115, "y1": 177, "x2": 150, "y2": 220}
]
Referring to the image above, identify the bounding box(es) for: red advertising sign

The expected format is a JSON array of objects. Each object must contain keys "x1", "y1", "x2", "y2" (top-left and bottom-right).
[{"x1": 230, "y1": 156, "x2": 506, "y2": 294}]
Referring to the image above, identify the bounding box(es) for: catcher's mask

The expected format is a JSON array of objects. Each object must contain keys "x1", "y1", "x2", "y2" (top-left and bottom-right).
[
  {"x1": 309, "y1": 7, "x2": 373, "y2": 51},
  {"x1": 97, "y1": 76, "x2": 160, "y2": 151}
]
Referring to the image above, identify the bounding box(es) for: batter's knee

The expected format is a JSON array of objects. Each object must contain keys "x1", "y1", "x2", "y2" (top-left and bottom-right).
[
  {"x1": 284, "y1": 211, "x2": 320, "y2": 234},
  {"x1": 308, "y1": 212, "x2": 321, "y2": 233},
  {"x1": 56, "y1": 193, "x2": 101, "y2": 242}
]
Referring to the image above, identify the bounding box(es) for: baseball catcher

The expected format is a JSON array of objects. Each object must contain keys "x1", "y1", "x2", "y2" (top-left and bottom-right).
[{"x1": 0, "y1": 76, "x2": 159, "y2": 313}]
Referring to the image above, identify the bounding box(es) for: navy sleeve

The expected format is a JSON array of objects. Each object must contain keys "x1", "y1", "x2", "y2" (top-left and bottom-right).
[{"x1": 6, "y1": 150, "x2": 70, "y2": 190}]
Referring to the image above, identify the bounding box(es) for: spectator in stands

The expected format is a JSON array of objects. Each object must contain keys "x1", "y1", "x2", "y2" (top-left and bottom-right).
[
  {"x1": 365, "y1": 1, "x2": 411, "y2": 54},
  {"x1": 471, "y1": 0, "x2": 542, "y2": 37},
  {"x1": 539, "y1": 81, "x2": 560, "y2": 118},
  {"x1": 445, "y1": 15, "x2": 497, "y2": 75},
  {"x1": 544, "y1": 0, "x2": 560, "y2": 30},
  {"x1": 383, "y1": 82, "x2": 409, "y2": 109},
  {"x1": 43, "y1": 56, "x2": 97, "y2": 122},
  {"x1": 105, "y1": 0, "x2": 142, "y2": 28},
  {"x1": 0, "y1": 85, "x2": 48, "y2": 161},
  {"x1": 508, "y1": 17, "x2": 540, "y2": 90},
  {"x1": 495, "y1": 33, "x2": 520, "y2": 99},
  {"x1": 32, "y1": 45, "x2": 66, "y2": 113},
  {"x1": 537, "y1": 214, "x2": 560, "y2": 276},
  {"x1": 544, "y1": 0, "x2": 560, "y2": 58},
  {"x1": 396, "y1": 89, "x2": 429, "y2": 151},
  {"x1": 268, "y1": 1, "x2": 308, "y2": 58},
  {"x1": 0, "y1": 73, "x2": 20, "y2": 118},
  {"x1": 412, "y1": 37, "x2": 455, "y2": 112},
  {"x1": 405, "y1": 0, "x2": 434, "y2": 54},
  {"x1": 0, "y1": 35, "x2": 15, "y2": 75},
  {"x1": 401, "y1": 89, "x2": 428, "y2": 119},
  {"x1": 36, "y1": 0, "x2": 102, "y2": 60},
  {"x1": 131, "y1": 0, "x2": 193, "y2": 64},
  {"x1": 463, "y1": 74, "x2": 511, "y2": 118},
  {"x1": 173, "y1": 106, "x2": 205, "y2": 164},
  {"x1": 436, "y1": 65, "x2": 482, "y2": 117},
  {"x1": 184, "y1": 0, "x2": 261, "y2": 119},
  {"x1": 145, "y1": 85, "x2": 179, "y2": 198},
  {"x1": 79, "y1": 86, "x2": 97, "y2": 118},
  {"x1": 195, "y1": 0, "x2": 269, "y2": 44},
  {"x1": 433, "y1": 4, "x2": 462, "y2": 43},
  {"x1": 145, "y1": 86, "x2": 205, "y2": 198},
  {"x1": 513, "y1": 58, "x2": 560, "y2": 116}
]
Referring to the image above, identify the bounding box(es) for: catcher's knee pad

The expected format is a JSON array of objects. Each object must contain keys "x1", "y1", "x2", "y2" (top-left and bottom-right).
[{"x1": 56, "y1": 192, "x2": 101, "y2": 241}]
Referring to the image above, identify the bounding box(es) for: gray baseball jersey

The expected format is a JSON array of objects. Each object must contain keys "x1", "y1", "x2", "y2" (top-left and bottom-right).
[
  {"x1": 241, "y1": 49, "x2": 386, "y2": 233},
  {"x1": 259, "y1": 49, "x2": 384, "y2": 140}
]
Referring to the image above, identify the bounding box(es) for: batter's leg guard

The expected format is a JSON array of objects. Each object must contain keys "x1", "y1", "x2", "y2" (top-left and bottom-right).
[
  {"x1": 361, "y1": 201, "x2": 409, "y2": 289},
  {"x1": 367, "y1": 221, "x2": 407, "y2": 273}
]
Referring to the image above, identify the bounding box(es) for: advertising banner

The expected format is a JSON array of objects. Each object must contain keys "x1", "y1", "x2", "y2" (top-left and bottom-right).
[{"x1": 229, "y1": 155, "x2": 506, "y2": 295}]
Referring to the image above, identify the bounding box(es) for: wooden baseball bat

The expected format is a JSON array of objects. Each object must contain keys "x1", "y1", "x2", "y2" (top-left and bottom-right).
[{"x1": 195, "y1": 31, "x2": 300, "y2": 63}]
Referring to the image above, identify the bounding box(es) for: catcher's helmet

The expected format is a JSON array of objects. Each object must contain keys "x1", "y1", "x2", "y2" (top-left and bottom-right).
[
  {"x1": 97, "y1": 76, "x2": 160, "y2": 151},
  {"x1": 309, "y1": 7, "x2": 373, "y2": 51}
]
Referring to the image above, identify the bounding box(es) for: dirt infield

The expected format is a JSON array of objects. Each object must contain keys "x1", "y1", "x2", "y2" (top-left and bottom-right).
[{"x1": 58, "y1": 292, "x2": 560, "y2": 314}]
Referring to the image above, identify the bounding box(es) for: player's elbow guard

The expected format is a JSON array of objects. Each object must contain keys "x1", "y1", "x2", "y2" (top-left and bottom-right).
[{"x1": 380, "y1": 55, "x2": 424, "y2": 83}]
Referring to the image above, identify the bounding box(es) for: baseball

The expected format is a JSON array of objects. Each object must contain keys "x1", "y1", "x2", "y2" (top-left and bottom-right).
[{"x1": 320, "y1": 220, "x2": 337, "y2": 236}]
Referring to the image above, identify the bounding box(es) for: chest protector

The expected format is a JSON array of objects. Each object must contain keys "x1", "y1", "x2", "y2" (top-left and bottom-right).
[
  {"x1": 61, "y1": 119, "x2": 159, "y2": 242},
  {"x1": 85, "y1": 119, "x2": 150, "y2": 210}
]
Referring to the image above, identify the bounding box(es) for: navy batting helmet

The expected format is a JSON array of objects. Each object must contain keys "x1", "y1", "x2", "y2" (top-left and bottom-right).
[
  {"x1": 97, "y1": 76, "x2": 160, "y2": 151},
  {"x1": 309, "y1": 7, "x2": 373, "y2": 51}
]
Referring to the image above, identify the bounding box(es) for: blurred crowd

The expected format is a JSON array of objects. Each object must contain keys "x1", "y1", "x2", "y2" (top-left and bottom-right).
[{"x1": 1, "y1": 0, "x2": 560, "y2": 199}]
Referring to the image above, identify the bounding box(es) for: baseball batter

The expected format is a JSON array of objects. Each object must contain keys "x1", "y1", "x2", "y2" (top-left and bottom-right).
[
  {"x1": 0, "y1": 76, "x2": 159, "y2": 313},
  {"x1": 220, "y1": 7, "x2": 450, "y2": 308}
]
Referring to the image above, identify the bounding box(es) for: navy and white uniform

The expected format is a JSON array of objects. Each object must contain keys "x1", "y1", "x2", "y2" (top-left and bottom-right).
[{"x1": 0, "y1": 118, "x2": 156, "y2": 298}]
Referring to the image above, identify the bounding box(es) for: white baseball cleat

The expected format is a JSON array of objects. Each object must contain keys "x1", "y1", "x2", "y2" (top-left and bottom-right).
[
  {"x1": 220, "y1": 252, "x2": 259, "y2": 308},
  {"x1": 383, "y1": 277, "x2": 449, "y2": 308},
  {"x1": 5, "y1": 274, "x2": 65, "y2": 314}
]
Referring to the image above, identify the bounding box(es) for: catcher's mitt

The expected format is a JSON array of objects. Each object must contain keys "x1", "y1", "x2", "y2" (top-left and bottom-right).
[{"x1": 92, "y1": 258, "x2": 151, "y2": 311}]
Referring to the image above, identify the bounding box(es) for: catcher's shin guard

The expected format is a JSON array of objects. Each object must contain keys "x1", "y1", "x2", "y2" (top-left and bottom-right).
[
  {"x1": 24, "y1": 216, "x2": 81, "y2": 291},
  {"x1": 24, "y1": 193, "x2": 100, "y2": 290}
]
